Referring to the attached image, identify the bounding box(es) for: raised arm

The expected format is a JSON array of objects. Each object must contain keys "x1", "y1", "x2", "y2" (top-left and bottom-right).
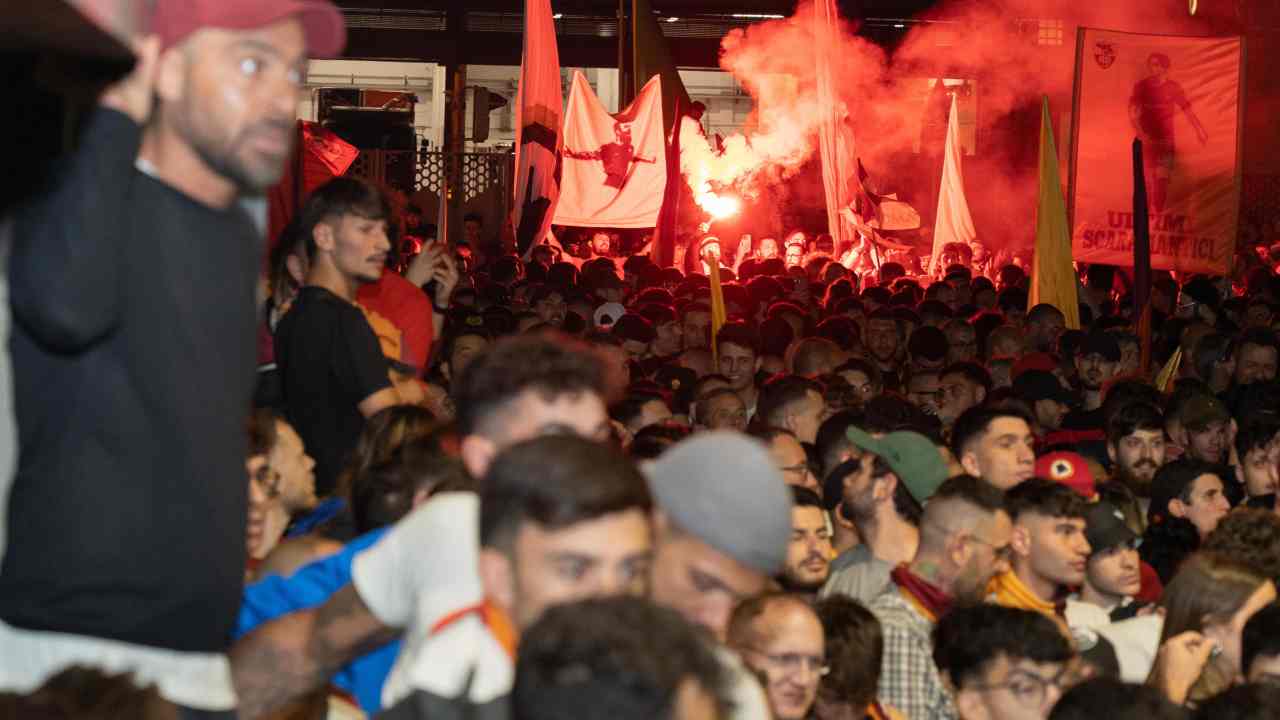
[{"x1": 10, "y1": 38, "x2": 158, "y2": 351}]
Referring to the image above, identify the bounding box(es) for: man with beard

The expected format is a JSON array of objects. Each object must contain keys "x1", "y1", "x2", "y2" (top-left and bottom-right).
[
  {"x1": 1062, "y1": 333, "x2": 1121, "y2": 431},
  {"x1": 778, "y1": 488, "x2": 834, "y2": 596},
  {"x1": 1103, "y1": 402, "x2": 1167, "y2": 533},
  {"x1": 870, "y1": 475, "x2": 1012, "y2": 720},
  {"x1": 987, "y1": 479, "x2": 1091, "y2": 620},
  {"x1": 821, "y1": 430, "x2": 946, "y2": 605},
  {"x1": 275, "y1": 179, "x2": 406, "y2": 495},
  {"x1": 2, "y1": 2, "x2": 345, "y2": 714},
  {"x1": 1013, "y1": 370, "x2": 1075, "y2": 436},
  {"x1": 865, "y1": 308, "x2": 904, "y2": 391}
]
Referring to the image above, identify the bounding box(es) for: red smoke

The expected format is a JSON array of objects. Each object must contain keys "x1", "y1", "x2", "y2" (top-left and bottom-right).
[{"x1": 681, "y1": 0, "x2": 1223, "y2": 252}]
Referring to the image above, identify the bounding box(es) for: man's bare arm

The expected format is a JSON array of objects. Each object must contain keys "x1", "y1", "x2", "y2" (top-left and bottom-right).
[{"x1": 231, "y1": 583, "x2": 399, "y2": 719}]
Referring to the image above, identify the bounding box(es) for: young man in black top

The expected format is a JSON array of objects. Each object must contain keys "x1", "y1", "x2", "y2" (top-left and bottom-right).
[{"x1": 274, "y1": 178, "x2": 404, "y2": 496}]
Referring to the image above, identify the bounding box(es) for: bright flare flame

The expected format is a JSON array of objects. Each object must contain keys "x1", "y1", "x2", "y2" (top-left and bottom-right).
[{"x1": 697, "y1": 192, "x2": 741, "y2": 220}]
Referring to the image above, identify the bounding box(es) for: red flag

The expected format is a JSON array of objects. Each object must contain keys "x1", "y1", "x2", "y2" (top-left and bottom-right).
[
  {"x1": 553, "y1": 72, "x2": 667, "y2": 229},
  {"x1": 512, "y1": 0, "x2": 563, "y2": 255},
  {"x1": 267, "y1": 121, "x2": 359, "y2": 253},
  {"x1": 652, "y1": 96, "x2": 683, "y2": 268}
]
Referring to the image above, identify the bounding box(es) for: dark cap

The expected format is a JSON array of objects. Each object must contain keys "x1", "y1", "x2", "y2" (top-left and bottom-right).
[
  {"x1": 151, "y1": 0, "x2": 346, "y2": 57},
  {"x1": 1012, "y1": 369, "x2": 1075, "y2": 405},
  {"x1": 1180, "y1": 393, "x2": 1229, "y2": 431},
  {"x1": 1084, "y1": 501, "x2": 1139, "y2": 557},
  {"x1": 1077, "y1": 332, "x2": 1121, "y2": 363},
  {"x1": 612, "y1": 314, "x2": 656, "y2": 345}
]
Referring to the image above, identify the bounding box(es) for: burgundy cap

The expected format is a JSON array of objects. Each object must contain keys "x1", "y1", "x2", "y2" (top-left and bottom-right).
[{"x1": 151, "y1": 0, "x2": 346, "y2": 58}]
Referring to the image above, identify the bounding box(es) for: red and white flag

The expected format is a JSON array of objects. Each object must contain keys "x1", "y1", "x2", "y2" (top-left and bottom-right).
[
  {"x1": 552, "y1": 72, "x2": 667, "y2": 229},
  {"x1": 927, "y1": 94, "x2": 977, "y2": 276},
  {"x1": 512, "y1": 0, "x2": 563, "y2": 255}
]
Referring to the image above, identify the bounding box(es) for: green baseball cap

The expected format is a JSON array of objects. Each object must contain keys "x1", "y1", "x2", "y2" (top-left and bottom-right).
[{"x1": 845, "y1": 428, "x2": 948, "y2": 504}]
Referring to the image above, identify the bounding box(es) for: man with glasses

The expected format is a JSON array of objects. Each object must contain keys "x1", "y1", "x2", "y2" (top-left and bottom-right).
[
  {"x1": 933, "y1": 604, "x2": 1075, "y2": 720},
  {"x1": 727, "y1": 593, "x2": 826, "y2": 720},
  {"x1": 870, "y1": 475, "x2": 1012, "y2": 719},
  {"x1": 754, "y1": 427, "x2": 820, "y2": 493}
]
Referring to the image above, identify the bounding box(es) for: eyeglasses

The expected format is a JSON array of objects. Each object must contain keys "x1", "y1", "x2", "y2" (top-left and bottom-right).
[
  {"x1": 970, "y1": 665, "x2": 1068, "y2": 708},
  {"x1": 780, "y1": 463, "x2": 811, "y2": 479},
  {"x1": 741, "y1": 647, "x2": 830, "y2": 678},
  {"x1": 964, "y1": 533, "x2": 1014, "y2": 564}
]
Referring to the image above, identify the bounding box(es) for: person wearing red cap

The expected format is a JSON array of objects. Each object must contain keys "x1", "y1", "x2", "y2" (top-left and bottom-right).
[{"x1": 2, "y1": 1, "x2": 343, "y2": 715}]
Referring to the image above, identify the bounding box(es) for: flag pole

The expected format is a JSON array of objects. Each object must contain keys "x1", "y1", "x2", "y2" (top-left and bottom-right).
[{"x1": 1132, "y1": 139, "x2": 1153, "y2": 375}]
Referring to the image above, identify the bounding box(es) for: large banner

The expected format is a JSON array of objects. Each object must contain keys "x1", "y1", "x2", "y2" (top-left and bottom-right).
[
  {"x1": 552, "y1": 72, "x2": 666, "y2": 229},
  {"x1": 1069, "y1": 29, "x2": 1244, "y2": 275}
]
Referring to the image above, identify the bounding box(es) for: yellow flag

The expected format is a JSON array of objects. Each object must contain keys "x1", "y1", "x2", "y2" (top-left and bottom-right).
[
  {"x1": 1029, "y1": 96, "x2": 1080, "y2": 330},
  {"x1": 1154, "y1": 346, "x2": 1182, "y2": 393},
  {"x1": 708, "y1": 260, "x2": 727, "y2": 366}
]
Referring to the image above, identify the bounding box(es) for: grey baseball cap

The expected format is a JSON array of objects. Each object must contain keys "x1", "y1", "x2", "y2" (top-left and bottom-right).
[{"x1": 644, "y1": 432, "x2": 792, "y2": 575}]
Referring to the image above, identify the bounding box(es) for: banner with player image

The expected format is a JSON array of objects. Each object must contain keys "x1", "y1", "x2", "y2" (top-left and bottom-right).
[{"x1": 1069, "y1": 29, "x2": 1244, "y2": 276}]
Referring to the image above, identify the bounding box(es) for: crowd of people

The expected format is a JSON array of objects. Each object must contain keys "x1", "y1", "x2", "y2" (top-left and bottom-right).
[{"x1": 5, "y1": 2, "x2": 1280, "y2": 720}]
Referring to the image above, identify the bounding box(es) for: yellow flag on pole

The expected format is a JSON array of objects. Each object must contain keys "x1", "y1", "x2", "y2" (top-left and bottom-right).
[
  {"x1": 708, "y1": 260, "x2": 727, "y2": 366},
  {"x1": 1029, "y1": 96, "x2": 1080, "y2": 330}
]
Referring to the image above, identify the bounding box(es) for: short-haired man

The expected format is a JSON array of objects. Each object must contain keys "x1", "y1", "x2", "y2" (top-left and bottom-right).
[
  {"x1": 1237, "y1": 418, "x2": 1280, "y2": 501},
  {"x1": 870, "y1": 476, "x2": 1012, "y2": 719},
  {"x1": 4, "y1": 2, "x2": 345, "y2": 713},
  {"x1": 813, "y1": 596, "x2": 892, "y2": 719},
  {"x1": 1013, "y1": 370, "x2": 1075, "y2": 435},
  {"x1": 1065, "y1": 502, "x2": 1147, "y2": 628},
  {"x1": 945, "y1": 320, "x2": 979, "y2": 364},
  {"x1": 937, "y1": 362, "x2": 992, "y2": 432},
  {"x1": 682, "y1": 302, "x2": 713, "y2": 351},
  {"x1": 988, "y1": 479, "x2": 1091, "y2": 619},
  {"x1": 865, "y1": 309, "x2": 904, "y2": 391},
  {"x1": 932, "y1": 604, "x2": 1075, "y2": 720},
  {"x1": 835, "y1": 358, "x2": 884, "y2": 408},
  {"x1": 1175, "y1": 393, "x2": 1230, "y2": 466},
  {"x1": 757, "y1": 375, "x2": 827, "y2": 444},
  {"x1": 755, "y1": 427, "x2": 821, "y2": 493},
  {"x1": 1024, "y1": 304, "x2": 1066, "y2": 354},
  {"x1": 1233, "y1": 327, "x2": 1279, "y2": 387},
  {"x1": 275, "y1": 178, "x2": 404, "y2": 495},
  {"x1": 727, "y1": 594, "x2": 826, "y2": 720},
  {"x1": 514, "y1": 597, "x2": 731, "y2": 720},
  {"x1": 779, "y1": 488, "x2": 834, "y2": 595},
  {"x1": 951, "y1": 407, "x2": 1036, "y2": 490},
  {"x1": 822, "y1": 430, "x2": 947, "y2": 605},
  {"x1": 717, "y1": 322, "x2": 764, "y2": 417},
  {"x1": 907, "y1": 369, "x2": 944, "y2": 417},
  {"x1": 696, "y1": 387, "x2": 749, "y2": 433},
  {"x1": 1062, "y1": 333, "x2": 1122, "y2": 430},
  {"x1": 1243, "y1": 602, "x2": 1280, "y2": 684}
]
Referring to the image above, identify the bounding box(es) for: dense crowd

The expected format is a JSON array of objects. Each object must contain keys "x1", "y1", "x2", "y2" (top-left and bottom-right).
[{"x1": 5, "y1": 2, "x2": 1280, "y2": 720}]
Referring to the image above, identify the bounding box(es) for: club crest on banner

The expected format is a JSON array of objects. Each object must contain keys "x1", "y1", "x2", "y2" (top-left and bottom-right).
[{"x1": 1094, "y1": 41, "x2": 1117, "y2": 69}]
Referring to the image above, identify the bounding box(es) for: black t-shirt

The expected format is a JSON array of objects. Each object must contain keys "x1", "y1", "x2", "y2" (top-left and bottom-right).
[
  {"x1": 274, "y1": 286, "x2": 391, "y2": 496},
  {"x1": 2, "y1": 109, "x2": 258, "y2": 652}
]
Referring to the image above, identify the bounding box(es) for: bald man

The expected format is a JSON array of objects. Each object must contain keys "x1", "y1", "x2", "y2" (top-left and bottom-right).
[{"x1": 728, "y1": 593, "x2": 826, "y2": 720}]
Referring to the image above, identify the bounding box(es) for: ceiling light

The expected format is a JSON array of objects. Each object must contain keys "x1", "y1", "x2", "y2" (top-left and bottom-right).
[
  {"x1": 553, "y1": 13, "x2": 563, "y2": 19},
  {"x1": 731, "y1": 13, "x2": 784, "y2": 19},
  {"x1": 667, "y1": 16, "x2": 679, "y2": 22},
  {"x1": 894, "y1": 23, "x2": 905, "y2": 28}
]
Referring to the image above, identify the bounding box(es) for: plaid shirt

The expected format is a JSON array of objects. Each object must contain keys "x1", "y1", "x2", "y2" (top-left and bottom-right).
[{"x1": 868, "y1": 587, "x2": 957, "y2": 720}]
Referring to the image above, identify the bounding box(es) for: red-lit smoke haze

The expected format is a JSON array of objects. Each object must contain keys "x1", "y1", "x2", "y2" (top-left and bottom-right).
[{"x1": 683, "y1": 0, "x2": 1220, "y2": 251}]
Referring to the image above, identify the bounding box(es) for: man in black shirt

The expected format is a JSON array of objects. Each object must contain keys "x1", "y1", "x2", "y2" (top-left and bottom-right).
[
  {"x1": 1, "y1": 1, "x2": 345, "y2": 716},
  {"x1": 274, "y1": 178, "x2": 404, "y2": 496}
]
